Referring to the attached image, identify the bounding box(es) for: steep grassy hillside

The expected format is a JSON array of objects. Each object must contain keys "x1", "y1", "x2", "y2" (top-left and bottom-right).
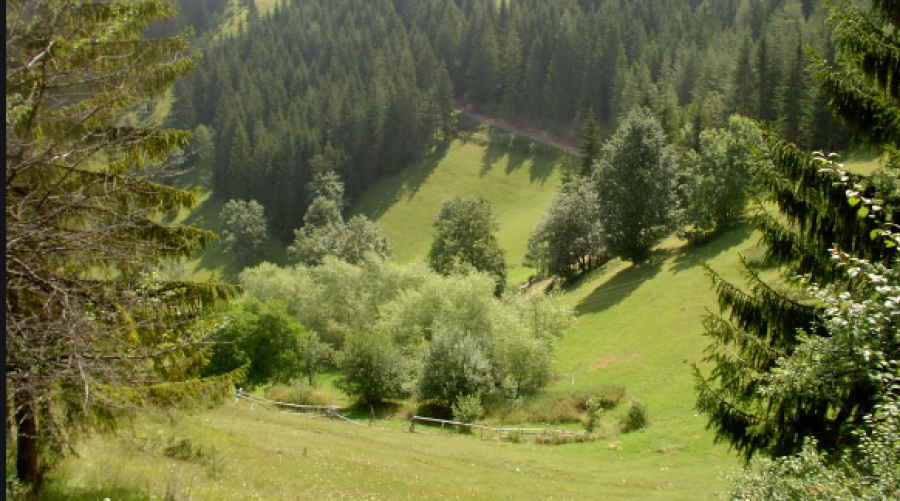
[
  {"x1": 842, "y1": 148, "x2": 888, "y2": 176},
  {"x1": 169, "y1": 135, "x2": 561, "y2": 284},
  {"x1": 162, "y1": 169, "x2": 288, "y2": 283},
  {"x1": 549, "y1": 225, "x2": 772, "y2": 461},
  {"x1": 352, "y1": 137, "x2": 564, "y2": 285}
]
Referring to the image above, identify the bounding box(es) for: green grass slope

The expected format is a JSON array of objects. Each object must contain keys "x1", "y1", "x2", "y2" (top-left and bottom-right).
[
  {"x1": 352, "y1": 138, "x2": 564, "y2": 284},
  {"x1": 160, "y1": 168, "x2": 288, "y2": 283},
  {"x1": 49, "y1": 126, "x2": 777, "y2": 499},
  {"x1": 546, "y1": 226, "x2": 770, "y2": 471},
  {"x1": 48, "y1": 224, "x2": 763, "y2": 500},
  {"x1": 46, "y1": 401, "x2": 725, "y2": 501}
]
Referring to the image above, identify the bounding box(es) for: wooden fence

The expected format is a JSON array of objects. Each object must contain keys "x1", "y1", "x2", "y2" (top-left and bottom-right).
[
  {"x1": 235, "y1": 390, "x2": 590, "y2": 442},
  {"x1": 235, "y1": 389, "x2": 339, "y2": 413},
  {"x1": 408, "y1": 415, "x2": 589, "y2": 441}
]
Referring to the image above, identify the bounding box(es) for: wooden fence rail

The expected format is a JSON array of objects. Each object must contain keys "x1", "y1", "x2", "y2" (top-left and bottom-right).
[
  {"x1": 235, "y1": 389, "x2": 340, "y2": 413},
  {"x1": 235, "y1": 391, "x2": 589, "y2": 443},
  {"x1": 407, "y1": 415, "x2": 589, "y2": 441}
]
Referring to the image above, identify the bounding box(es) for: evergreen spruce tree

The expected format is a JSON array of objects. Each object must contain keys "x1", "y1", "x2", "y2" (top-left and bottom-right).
[
  {"x1": 609, "y1": 45, "x2": 635, "y2": 127},
  {"x1": 695, "y1": 0, "x2": 899, "y2": 463},
  {"x1": 775, "y1": 37, "x2": 813, "y2": 148},
  {"x1": 434, "y1": 62, "x2": 458, "y2": 142},
  {"x1": 579, "y1": 108, "x2": 601, "y2": 177},
  {"x1": 524, "y1": 39, "x2": 549, "y2": 118},
  {"x1": 729, "y1": 36, "x2": 758, "y2": 118},
  {"x1": 465, "y1": 23, "x2": 500, "y2": 104},
  {"x1": 6, "y1": 0, "x2": 240, "y2": 492},
  {"x1": 500, "y1": 28, "x2": 525, "y2": 116},
  {"x1": 756, "y1": 36, "x2": 779, "y2": 123}
]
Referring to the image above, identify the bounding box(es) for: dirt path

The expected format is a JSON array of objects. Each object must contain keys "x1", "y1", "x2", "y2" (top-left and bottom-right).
[
  {"x1": 523, "y1": 278, "x2": 554, "y2": 299},
  {"x1": 456, "y1": 105, "x2": 580, "y2": 157}
]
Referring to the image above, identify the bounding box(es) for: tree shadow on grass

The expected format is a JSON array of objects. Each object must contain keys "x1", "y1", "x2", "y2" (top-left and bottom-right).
[
  {"x1": 480, "y1": 133, "x2": 509, "y2": 177},
  {"x1": 503, "y1": 136, "x2": 530, "y2": 175},
  {"x1": 574, "y1": 251, "x2": 667, "y2": 316},
  {"x1": 41, "y1": 483, "x2": 153, "y2": 501},
  {"x1": 528, "y1": 148, "x2": 560, "y2": 184},
  {"x1": 178, "y1": 193, "x2": 241, "y2": 282},
  {"x1": 357, "y1": 142, "x2": 450, "y2": 221},
  {"x1": 403, "y1": 142, "x2": 451, "y2": 201},
  {"x1": 670, "y1": 222, "x2": 755, "y2": 274},
  {"x1": 482, "y1": 133, "x2": 560, "y2": 185},
  {"x1": 340, "y1": 400, "x2": 407, "y2": 421}
]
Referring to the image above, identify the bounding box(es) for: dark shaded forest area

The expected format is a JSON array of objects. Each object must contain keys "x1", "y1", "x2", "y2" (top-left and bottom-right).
[{"x1": 170, "y1": 0, "x2": 848, "y2": 238}]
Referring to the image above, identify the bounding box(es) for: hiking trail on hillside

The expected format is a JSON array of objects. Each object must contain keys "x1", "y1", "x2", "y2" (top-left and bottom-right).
[{"x1": 456, "y1": 105, "x2": 580, "y2": 157}]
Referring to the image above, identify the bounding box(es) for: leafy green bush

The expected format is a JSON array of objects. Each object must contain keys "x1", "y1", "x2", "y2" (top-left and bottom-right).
[
  {"x1": 583, "y1": 397, "x2": 604, "y2": 433},
  {"x1": 620, "y1": 402, "x2": 648, "y2": 433},
  {"x1": 203, "y1": 298, "x2": 306, "y2": 388},
  {"x1": 418, "y1": 331, "x2": 495, "y2": 406},
  {"x1": 163, "y1": 436, "x2": 200, "y2": 461},
  {"x1": 569, "y1": 386, "x2": 626, "y2": 412},
  {"x1": 485, "y1": 386, "x2": 626, "y2": 425},
  {"x1": 337, "y1": 332, "x2": 410, "y2": 405},
  {"x1": 264, "y1": 384, "x2": 330, "y2": 406},
  {"x1": 452, "y1": 393, "x2": 485, "y2": 424}
]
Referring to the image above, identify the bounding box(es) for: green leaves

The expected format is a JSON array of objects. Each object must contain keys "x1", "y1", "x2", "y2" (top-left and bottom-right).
[
  {"x1": 428, "y1": 196, "x2": 506, "y2": 295},
  {"x1": 593, "y1": 107, "x2": 679, "y2": 263},
  {"x1": 220, "y1": 199, "x2": 269, "y2": 269},
  {"x1": 288, "y1": 173, "x2": 393, "y2": 266}
]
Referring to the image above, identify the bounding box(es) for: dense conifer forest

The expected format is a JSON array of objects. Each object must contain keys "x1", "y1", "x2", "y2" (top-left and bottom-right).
[{"x1": 174, "y1": 0, "x2": 850, "y2": 240}]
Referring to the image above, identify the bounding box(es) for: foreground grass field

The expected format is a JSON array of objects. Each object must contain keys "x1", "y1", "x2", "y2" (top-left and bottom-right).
[{"x1": 46, "y1": 400, "x2": 733, "y2": 501}]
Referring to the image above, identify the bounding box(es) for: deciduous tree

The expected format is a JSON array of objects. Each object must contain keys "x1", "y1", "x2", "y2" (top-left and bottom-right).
[
  {"x1": 418, "y1": 331, "x2": 495, "y2": 406},
  {"x1": 428, "y1": 197, "x2": 506, "y2": 295},
  {"x1": 592, "y1": 108, "x2": 679, "y2": 263},
  {"x1": 204, "y1": 298, "x2": 305, "y2": 388},
  {"x1": 680, "y1": 115, "x2": 766, "y2": 238},
  {"x1": 525, "y1": 182, "x2": 605, "y2": 280},
  {"x1": 220, "y1": 199, "x2": 269, "y2": 268}
]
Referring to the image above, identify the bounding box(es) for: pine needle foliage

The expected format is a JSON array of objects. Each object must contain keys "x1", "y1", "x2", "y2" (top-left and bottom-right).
[
  {"x1": 694, "y1": 0, "x2": 900, "y2": 463},
  {"x1": 6, "y1": 0, "x2": 241, "y2": 491}
]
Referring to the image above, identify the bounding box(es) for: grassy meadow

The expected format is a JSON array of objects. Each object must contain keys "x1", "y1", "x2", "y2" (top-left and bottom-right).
[
  {"x1": 45, "y1": 220, "x2": 756, "y2": 499},
  {"x1": 842, "y1": 148, "x2": 888, "y2": 176},
  {"x1": 46, "y1": 135, "x2": 767, "y2": 497},
  {"x1": 352, "y1": 136, "x2": 564, "y2": 285}
]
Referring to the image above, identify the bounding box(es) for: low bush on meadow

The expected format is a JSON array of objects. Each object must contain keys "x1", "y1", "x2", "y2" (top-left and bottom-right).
[
  {"x1": 619, "y1": 402, "x2": 648, "y2": 433},
  {"x1": 485, "y1": 385, "x2": 626, "y2": 425},
  {"x1": 264, "y1": 384, "x2": 331, "y2": 406}
]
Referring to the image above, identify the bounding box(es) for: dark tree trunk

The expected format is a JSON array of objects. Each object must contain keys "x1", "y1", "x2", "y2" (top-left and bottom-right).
[{"x1": 14, "y1": 387, "x2": 40, "y2": 495}]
